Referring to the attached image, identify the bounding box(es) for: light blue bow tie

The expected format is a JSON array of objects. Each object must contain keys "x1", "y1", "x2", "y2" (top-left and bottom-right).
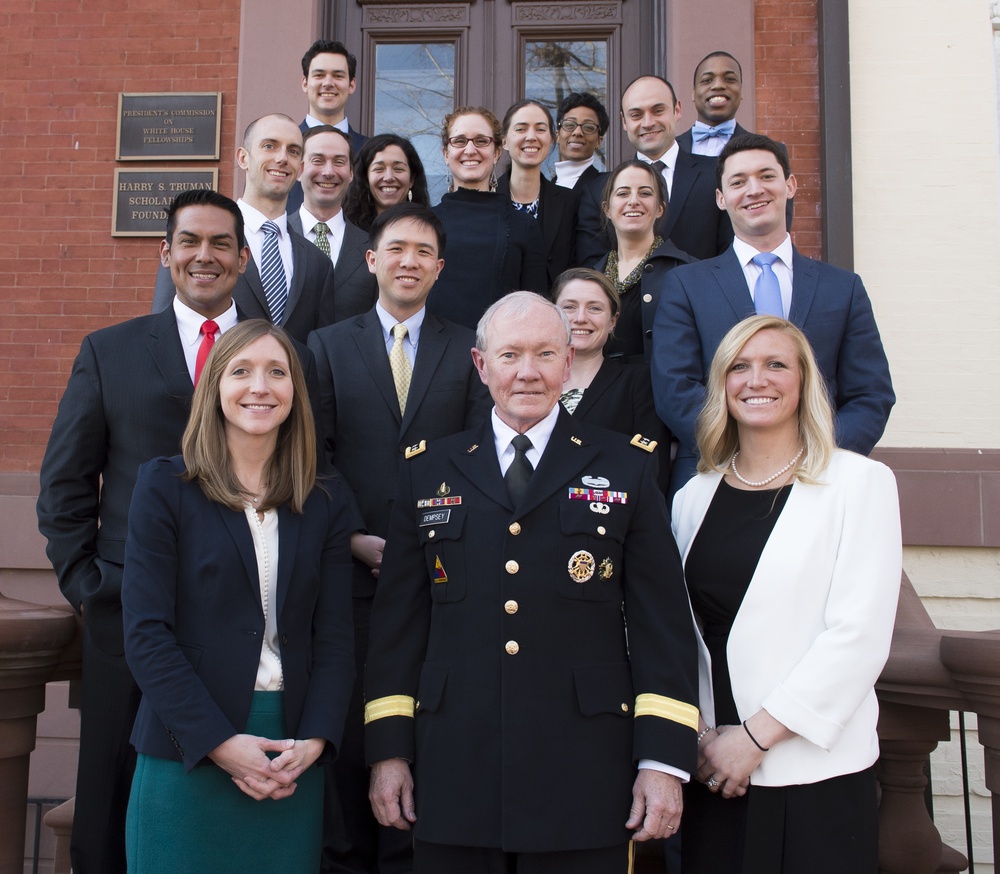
[{"x1": 691, "y1": 120, "x2": 736, "y2": 142}]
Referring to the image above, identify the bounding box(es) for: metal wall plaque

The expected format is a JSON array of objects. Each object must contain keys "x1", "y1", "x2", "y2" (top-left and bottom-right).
[
  {"x1": 117, "y1": 93, "x2": 222, "y2": 160},
  {"x1": 112, "y1": 169, "x2": 219, "y2": 237}
]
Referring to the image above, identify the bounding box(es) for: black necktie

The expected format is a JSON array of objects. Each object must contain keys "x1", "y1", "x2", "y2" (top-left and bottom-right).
[
  {"x1": 505, "y1": 434, "x2": 534, "y2": 505},
  {"x1": 651, "y1": 160, "x2": 669, "y2": 206}
]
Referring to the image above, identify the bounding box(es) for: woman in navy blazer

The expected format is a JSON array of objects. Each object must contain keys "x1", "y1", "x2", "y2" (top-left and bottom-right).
[
  {"x1": 123, "y1": 320, "x2": 354, "y2": 874},
  {"x1": 552, "y1": 268, "x2": 671, "y2": 492},
  {"x1": 672, "y1": 316, "x2": 900, "y2": 873}
]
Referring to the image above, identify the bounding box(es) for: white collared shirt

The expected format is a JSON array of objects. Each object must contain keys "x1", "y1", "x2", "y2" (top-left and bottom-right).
[
  {"x1": 733, "y1": 234, "x2": 794, "y2": 318},
  {"x1": 490, "y1": 403, "x2": 559, "y2": 475},
  {"x1": 305, "y1": 114, "x2": 351, "y2": 136},
  {"x1": 553, "y1": 156, "x2": 596, "y2": 190},
  {"x1": 375, "y1": 302, "x2": 424, "y2": 368},
  {"x1": 299, "y1": 205, "x2": 346, "y2": 264},
  {"x1": 172, "y1": 297, "x2": 238, "y2": 382},
  {"x1": 238, "y1": 199, "x2": 293, "y2": 289},
  {"x1": 637, "y1": 141, "x2": 680, "y2": 198}
]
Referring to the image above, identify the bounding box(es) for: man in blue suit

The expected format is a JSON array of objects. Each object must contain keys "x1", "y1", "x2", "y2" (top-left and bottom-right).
[{"x1": 651, "y1": 133, "x2": 894, "y2": 495}]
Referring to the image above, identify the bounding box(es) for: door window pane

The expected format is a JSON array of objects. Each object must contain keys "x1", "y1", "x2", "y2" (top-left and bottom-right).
[
  {"x1": 374, "y1": 43, "x2": 456, "y2": 204},
  {"x1": 524, "y1": 40, "x2": 609, "y2": 178}
]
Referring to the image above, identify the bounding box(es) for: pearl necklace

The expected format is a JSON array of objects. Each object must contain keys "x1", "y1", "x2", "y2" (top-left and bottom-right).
[{"x1": 730, "y1": 446, "x2": 804, "y2": 488}]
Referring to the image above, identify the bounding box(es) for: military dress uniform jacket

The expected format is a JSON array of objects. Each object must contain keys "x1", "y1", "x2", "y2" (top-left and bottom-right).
[{"x1": 364, "y1": 410, "x2": 699, "y2": 854}]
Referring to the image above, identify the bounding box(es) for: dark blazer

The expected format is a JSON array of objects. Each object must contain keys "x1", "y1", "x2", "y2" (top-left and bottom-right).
[
  {"x1": 569, "y1": 355, "x2": 671, "y2": 492},
  {"x1": 288, "y1": 211, "x2": 378, "y2": 323},
  {"x1": 575, "y1": 148, "x2": 733, "y2": 266},
  {"x1": 676, "y1": 123, "x2": 794, "y2": 228},
  {"x1": 151, "y1": 226, "x2": 336, "y2": 343},
  {"x1": 123, "y1": 456, "x2": 355, "y2": 770},
  {"x1": 496, "y1": 171, "x2": 579, "y2": 286},
  {"x1": 594, "y1": 238, "x2": 696, "y2": 362},
  {"x1": 364, "y1": 410, "x2": 698, "y2": 852},
  {"x1": 287, "y1": 120, "x2": 369, "y2": 214},
  {"x1": 307, "y1": 308, "x2": 491, "y2": 598},
  {"x1": 651, "y1": 245, "x2": 895, "y2": 492},
  {"x1": 36, "y1": 307, "x2": 326, "y2": 654}
]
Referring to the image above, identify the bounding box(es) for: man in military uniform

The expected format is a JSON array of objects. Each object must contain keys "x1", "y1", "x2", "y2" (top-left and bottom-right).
[{"x1": 365, "y1": 291, "x2": 699, "y2": 873}]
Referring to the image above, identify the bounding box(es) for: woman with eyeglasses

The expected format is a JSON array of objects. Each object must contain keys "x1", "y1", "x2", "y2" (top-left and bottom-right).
[
  {"x1": 427, "y1": 106, "x2": 548, "y2": 329},
  {"x1": 495, "y1": 99, "x2": 578, "y2": 287},
  {"x1": 552, "y1": 92, "x2": 609, "y2": 190}
]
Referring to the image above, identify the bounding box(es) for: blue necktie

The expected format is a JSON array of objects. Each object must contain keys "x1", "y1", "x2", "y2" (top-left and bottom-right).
[
  {"x1": 691, "y1": 120, "x2": 736, "y2": 143},
  {"x1": 260, "y1": 220, "x2": 288, "y2": 325},
  {"x1": 752, "y1": 252, "x2": 783, "y2": 317}
]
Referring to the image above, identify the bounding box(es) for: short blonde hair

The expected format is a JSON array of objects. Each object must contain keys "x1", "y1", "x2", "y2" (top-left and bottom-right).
[
  {"x1": 182, "y1": 320, "x2": 317, "y2": 512},
  {"x1": 696, "y1": 316, "x2": 834, "y2": 483}
]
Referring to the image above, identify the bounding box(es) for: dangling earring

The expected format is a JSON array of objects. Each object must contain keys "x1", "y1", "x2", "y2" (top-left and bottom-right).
[
  {"x1": 407, "y1": 189, "x2": 413, "y2": 202},
  {"x1": 489, "y1": 171, "x2": 498, "y2": 193},
  {"x1": 447, "y1": 172, "x2": 454, "y2": 193}
]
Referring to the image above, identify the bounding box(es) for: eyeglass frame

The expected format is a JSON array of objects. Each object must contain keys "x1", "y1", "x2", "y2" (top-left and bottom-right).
[
  {"x1": 558, "y1": 119, "x2": 601, "y2": 135},
  {"x1": 445, "y1": 135, "x2": 497, "y2": 149}
]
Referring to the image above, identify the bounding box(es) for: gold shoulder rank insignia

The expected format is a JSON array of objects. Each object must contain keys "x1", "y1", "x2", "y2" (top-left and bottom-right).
[
  {"x1": 630, "y1": 434, "x2": 657, "y2": 453},
  {"x1": 405, "y1": 440, "x2": 427, "y2": 459},
  {"x1": 570, "y1": 436, "x2": 583, "y2": 446},
  {"x1": 467, "y1": 443, "x2": 479, "y2": 453}
]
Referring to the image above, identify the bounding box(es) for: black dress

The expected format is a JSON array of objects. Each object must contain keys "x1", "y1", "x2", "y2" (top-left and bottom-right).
[
  {"x1": 682, "y1": 479, "x2": 878, "y2": 874},
  {"x1": 427, "y1": 188, "x2": 548, "y2": 329}
]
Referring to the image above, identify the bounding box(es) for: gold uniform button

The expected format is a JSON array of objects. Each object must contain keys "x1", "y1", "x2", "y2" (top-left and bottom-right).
[
  {"x1": 509, "y1": 522, "x2": 521, "y2": 535},
  {"x1": 428, "y1": 530, "x2": 436, "y2": 539},
  {"x1": 597, "y1": 526, "x2": 606, "y2": 535},
  {"x1": 505, "y1": 640, "x2": 520, "y2": 655},
  {"x1": 621, "y1": 702, "x2": 629, "y2": 713},
  {"x1": 505, "y1": 560, "x2": 519, "y2": 574},
  {"x1": 504, "y1": 600, "x2": 519, "y2": 614},
  {"x1": 642, "y1": 293, "x2": 653, "y2": 303}
]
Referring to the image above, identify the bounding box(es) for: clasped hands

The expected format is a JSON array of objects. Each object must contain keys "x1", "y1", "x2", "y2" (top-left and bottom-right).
[{"x1": 209, "y1": 734, "x2": 325, "y2": 801}]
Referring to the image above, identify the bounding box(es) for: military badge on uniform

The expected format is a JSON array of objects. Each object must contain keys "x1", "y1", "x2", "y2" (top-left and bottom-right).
[
  {"x1": 434, "y1": 556, "x2": 448, "y2": 583},
  {"x1": 568, "y1": 488, "x2": 628, "y2": 504},
  {"x1": 437, "y1": 482, "x2": 451, "y2": 497},
  {"x1": 404, "y1": 440, "x2": 427, "y2": 458},
  {"x1": 567, "y1": 550, "x2": 596, "y2": 582},
  {"x1": 599, "y1": 558, "x2": 614, "y2": 580},
  {"x1": 582, "y1": 475, "x2": 610, "y2": 488},
  {"x1": 589, "y1": 502, "x2": 610, "y2": 514},
  {"x1": 630, "y1": 434, "x2": 658, "y2": 452},
  {"x1": 417, "y1": 496, "x2": 462, "y2": 508}
]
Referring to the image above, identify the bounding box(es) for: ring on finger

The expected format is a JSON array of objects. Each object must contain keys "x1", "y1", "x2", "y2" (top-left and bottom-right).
[{"x1": 706, "y1": 777, "x2": 719, "y2": 788}]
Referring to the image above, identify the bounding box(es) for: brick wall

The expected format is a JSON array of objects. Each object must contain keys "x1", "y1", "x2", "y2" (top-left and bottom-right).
[
  {"x1": 754, "y1": 0, "x2": 822, "y2": 259},
  {"x1": 1, "y1": 0, "x2": 241, "y2": 473}
]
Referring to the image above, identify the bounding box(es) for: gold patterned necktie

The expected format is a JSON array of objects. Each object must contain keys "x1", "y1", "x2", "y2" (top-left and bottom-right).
[
  {"x1": 389, "y1": 323, "x2": 412, "y2": 414},
  {"x1": 313, "y1": 222, "x2": 331, "y2": 257}
]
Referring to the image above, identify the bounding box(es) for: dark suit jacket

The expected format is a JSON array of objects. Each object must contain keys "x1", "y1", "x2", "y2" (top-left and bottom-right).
[
  {"x1": 496, "y1": 172, "x2": 579, "y2": 286},
  {"x1": 307, "y1": 309, "x2": 491, "y2": 598},
  {"x1": 151, "y1": 225, "x2": 336, "y2": 343},
  {"x1": 36, "y1": 307, "x2": 324, "y2": 654},
  {"x1": 594, "y1": 238, "x2": 695, "y2": 362},
  {"x1": 288, "y1": 211, "x2": 377, "y2": 323},
  {"x1": 287, "y1": 119, "x2": 369, "y2": 214},
  {"x1": 123, "y1": 456, "x2": 355, "y2": 770},
  {"x1": 569, "y1": 355, "x2": 671, "y2": 492},
  {"x1": 651, "y1": 245, "x2": 895, "y2": 491},
  {"x1": 575, "y1": 148, "x2": 733, "y2": 266},
  {"x1": 676, "y1": 123, "x2": 794, "y2": 228},
  {"x1": 364, "y1": 410, "x2": 698, "y2": 852}
]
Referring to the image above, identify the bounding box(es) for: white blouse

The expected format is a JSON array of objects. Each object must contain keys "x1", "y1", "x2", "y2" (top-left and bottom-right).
[{"x1": 244, "y1": 506, "x2": 284, "y2": 691}]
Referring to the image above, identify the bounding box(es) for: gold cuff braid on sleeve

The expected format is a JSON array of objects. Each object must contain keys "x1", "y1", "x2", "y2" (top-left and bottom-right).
[
  {"x1": 634, "y1": 694, "x2": 699, "y2": 730},
  {"x1": 364, "y1": 695, "x2": 416, "y2": 724}
]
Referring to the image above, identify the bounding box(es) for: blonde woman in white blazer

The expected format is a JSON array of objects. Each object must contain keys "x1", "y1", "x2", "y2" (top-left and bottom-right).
[{"x1": 671, "y1": 316, "x2": 900, "y2": 874}]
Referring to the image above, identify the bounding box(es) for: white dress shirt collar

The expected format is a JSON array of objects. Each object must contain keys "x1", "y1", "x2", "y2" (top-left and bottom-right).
[
  {"x1": 299, "y1": 205, "x2": 346, "y2": 263},
  {"x1": 375, "y1": 301, "x2": 425, "y2": 367},
  {"x1": 492, "y1": 402, "x2": 560, "y2": 475},
  {"x1": 732, "y1": 234, "x2": 794, "y2": 318},
  {"x1": 172, "y1": 297, "x2": 238, "y2": 382},
  {"x1": 305, "y1": 114, "x2": 351, "y2": 135}
]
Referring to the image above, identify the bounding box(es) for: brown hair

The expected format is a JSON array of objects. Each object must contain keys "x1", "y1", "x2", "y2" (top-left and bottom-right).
[
  {"x1": 441, "y1": 106, "x2": 503, "y2": 150},
  {"x1": 182, "y1": 320, "x2": 317, "y2": 512}
]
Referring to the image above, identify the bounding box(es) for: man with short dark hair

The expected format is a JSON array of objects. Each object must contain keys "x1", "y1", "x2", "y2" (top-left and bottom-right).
[
  {"x1": 290, "y1": 125, "x2": 377, "y2": 322},
  {"x1": 289, "y1": 40, "x2": 369, "y2": 213},
  {"x1": 652, "y1": 133, "x2": 894, "y2": 495},
  {"x1": 38, "y1": 189, "x2": 318, "y2": 874},
  {"x1": 364, "y1": 290, "x2": 698, "y2": 874},
  {"x1": 308, "y1": 202, "x2": 490, "y2": 874},
  {"x1": 553, "y1": 91, "x2": 610, "y2": 190},
  {"x1": 576, "y1": 75, "x2": 733, "y2": 264}
]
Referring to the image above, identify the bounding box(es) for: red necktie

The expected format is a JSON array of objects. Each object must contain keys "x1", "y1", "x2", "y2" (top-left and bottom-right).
[{"x1": 194, "y1": 319, "x2": 219, "y2": 386}]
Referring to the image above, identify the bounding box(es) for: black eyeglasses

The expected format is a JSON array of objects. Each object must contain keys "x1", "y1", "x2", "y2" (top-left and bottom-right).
[
  {"x1": 559, "y1": 120, "x2": 601, "y2": 135},
  {"x1": 446, "y1": 135, "x2": 495, "y2": 149}
]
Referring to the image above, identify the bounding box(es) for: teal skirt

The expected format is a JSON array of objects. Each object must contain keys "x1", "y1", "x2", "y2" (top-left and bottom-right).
[{"x1": 126, "y1": 691, "x2": 323, "y2": 874}]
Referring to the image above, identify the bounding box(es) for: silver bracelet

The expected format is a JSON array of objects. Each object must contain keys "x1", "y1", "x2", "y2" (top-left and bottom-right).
[{"x1": 697, "y1": 726, "x2": 715, "y2": 745}]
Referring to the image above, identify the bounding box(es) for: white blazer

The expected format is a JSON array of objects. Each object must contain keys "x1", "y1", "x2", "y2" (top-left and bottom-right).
[{"x1": 672, "y1": 450, "x2": 901, "y2": 787}]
